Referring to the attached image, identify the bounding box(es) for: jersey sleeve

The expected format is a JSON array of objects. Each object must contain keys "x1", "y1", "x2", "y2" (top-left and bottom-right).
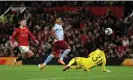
[
  {"x1": 52, "y1": 25, "x2": 57, "y2": 31},
  {"x1": 11, "y1": 28, "x2": 18, "y2": 44},
  {"x1": 50, "y1": 25, "x2": 59, "y2": 40},
  {"x1": 88, "y1": 52, "x2": 95, "y2": 57},
  {"x1": 88, "y1": 49, "x2": 100, "y2": 57},
  {"x1": 49, "y1": 25, "x2": 57, "y2": 35},
  {"x1": 28, "y1": 28, "x2": 36, "y2": 42}
]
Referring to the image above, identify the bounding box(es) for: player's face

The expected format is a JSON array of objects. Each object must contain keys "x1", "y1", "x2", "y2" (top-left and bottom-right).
[
  {"x1": 56, "y1": 18, "x2": 62, "y2": 24},
  {"x1": 20, "y1": 20, "x2": 27, "y2": 26}
]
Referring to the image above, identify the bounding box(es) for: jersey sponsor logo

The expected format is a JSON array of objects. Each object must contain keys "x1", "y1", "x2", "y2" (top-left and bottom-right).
[{"x1": 21, "y1": 34, "x2": 28, "y2": 37}]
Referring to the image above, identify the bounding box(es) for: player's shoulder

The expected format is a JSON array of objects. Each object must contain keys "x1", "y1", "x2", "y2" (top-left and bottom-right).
[
  {"x1": 54, "y1": 24, "x2": 59, "y2": 27},
  {"x1": 54, "y1": 24, "x2": 62, "y2": 27},
  {"x1": 95, "y1": 49, "x2": 102, "y2": 52},
  {"x1": 24, "y1": 26, "x2": 28, "y2": 29},
  {"x1": 53, "y1": 24, "x2": 59, "y2": 29},
  {"x1": 14, "y1": 27, "x2": 20, "y2": 31}
]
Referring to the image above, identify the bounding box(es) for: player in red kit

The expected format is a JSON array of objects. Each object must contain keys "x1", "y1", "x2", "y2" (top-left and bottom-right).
[{"x1": 12, "y1": 18, "x2": 39, "y2": 67}]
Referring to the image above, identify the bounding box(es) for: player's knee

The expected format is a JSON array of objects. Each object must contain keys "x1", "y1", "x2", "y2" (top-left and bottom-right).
[
  {"x1": 75, "y1": 57, "x2": 79, "y2": 60},
  {"x1": 21, "y1": 54, "x2": 26, "y2": 59},
  {"x1": 28, "y1": 53, "x2": 34, "y2": 58},
  {"x1": 50, "y1": 53, "x2": 55, "y2": 57},
  {"x1": 26, "y1": 50, "x2": 34, "y2": 58},
  {"x1": 77, "y1": 66, "x2": 81, "y2": 69},
  {"x1": 51, "y1": 51, "x2": 56, "y2": 55},
  {"x1": 66, "y1": 49, "x2": 71, "y2": 52},
  {"x1": 68, "y1": 46, "x2": 71, "y2": 50}
]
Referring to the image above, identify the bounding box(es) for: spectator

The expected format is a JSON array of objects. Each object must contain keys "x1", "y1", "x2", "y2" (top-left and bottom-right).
[
  {"x1": 24, "y1": 10, "x2": 32, "y2": 22},
  {"x1": 122, "y1": 36, "x2": 129, "y2": 47},
  {"x1": 0, "y1": 1, "x2": 132, "y2": 59}
]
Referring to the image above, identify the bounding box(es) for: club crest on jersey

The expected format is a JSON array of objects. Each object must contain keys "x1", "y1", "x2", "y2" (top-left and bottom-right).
[
  {"x1": 56, "y1": 29, "x2": 63, "y2": 31},
  {"x1": 26, "y1": 30, "x2": 28, "y2": 32}
]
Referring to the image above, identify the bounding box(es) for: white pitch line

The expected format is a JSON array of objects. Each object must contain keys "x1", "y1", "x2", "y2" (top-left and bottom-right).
[{"x1": 27, "y1": 75, "x2": 133, "y2": 80}]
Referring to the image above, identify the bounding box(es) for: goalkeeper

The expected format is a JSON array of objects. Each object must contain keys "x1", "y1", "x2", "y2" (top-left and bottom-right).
[{"x1": 63, "y1": 49, "x2": 111, "y2": 72}]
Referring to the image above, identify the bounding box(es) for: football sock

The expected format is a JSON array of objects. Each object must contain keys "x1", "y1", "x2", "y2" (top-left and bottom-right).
[
  {"x1": 67, "y1": 58, "x2": 76, "y2": 66},
  {"x1": 16, "y1": 56, "x2": 22, "y2": 62},
  {"x1": 29, "y1": 55, "x2": 35, "y2": 60},
  {"x1": 43, "y1": 54, "x2": 54, "y2": 65},
  {"x1": 70, "y1": 65, "x2": 81, "y2": 69},
  {"x1": 60, "y1": 49, "x2": 71, "y2": 60}
]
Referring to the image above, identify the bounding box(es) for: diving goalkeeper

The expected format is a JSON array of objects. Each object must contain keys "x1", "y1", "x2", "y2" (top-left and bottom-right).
[{"x1": 63, "y1": 49, "x2": 111, "y2": 72}]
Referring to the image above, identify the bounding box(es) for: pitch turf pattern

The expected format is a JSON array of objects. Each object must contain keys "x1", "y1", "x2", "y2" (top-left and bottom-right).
[{"x1": 0, "y1": 65, "x2": 133, "y2": 80}]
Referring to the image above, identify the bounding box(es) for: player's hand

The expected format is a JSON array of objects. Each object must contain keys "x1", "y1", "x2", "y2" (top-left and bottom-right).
[
  {"x1": 104, "y1": 70, "x2": 111, "y2": 72},
  {"x1": 35, "y1": 40, "x2": 39, "y2": 45},
  {"x1": 106, "y1": 70, "x2": 111, "y2": 72},
  {"x1": 10, "y1": 42, "x2": 15, "y2": 48}
]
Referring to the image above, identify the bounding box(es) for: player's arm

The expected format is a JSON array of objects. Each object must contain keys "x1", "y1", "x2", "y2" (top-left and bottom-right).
[
  {"x1": 70, "y1": 65, "x2": 81, "y2": 69},
  {"x1": 88, "y1": 52, "x2": 95, "y2": 57},
  {"x1": 28, "y1": 29, "x2": 39, "y2": 44},
  {"x1": 101, "y1": 53, "x2": 107, "y2": 71},
  {"x1": 50, "y1": 27, "x2": 59, "y2": 41},
  {"x1": 101, "y1": 52, "x2": 111, "y2": 72}
]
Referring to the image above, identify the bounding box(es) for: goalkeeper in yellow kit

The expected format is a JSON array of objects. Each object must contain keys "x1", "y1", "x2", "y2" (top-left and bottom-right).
[{"x1": 63, "y1": 49, "x2": 111, "y2": 72}]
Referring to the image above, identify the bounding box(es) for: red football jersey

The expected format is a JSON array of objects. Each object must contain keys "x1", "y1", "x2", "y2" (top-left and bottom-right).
[{"x1": 11, "y1": 26, "x2": 36, "y2": 46}]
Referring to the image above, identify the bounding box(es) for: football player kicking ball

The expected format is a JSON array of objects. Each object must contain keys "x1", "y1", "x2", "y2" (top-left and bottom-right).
[
  {"x1": 11, "y1": 18, "x2": 39, "y2": 67},
  {"x1": 63, "y1": 49, "x2": 111, "y2": 72},
  {"x1": 38, "y1": 18, "x2": 71, "y2": 71}
]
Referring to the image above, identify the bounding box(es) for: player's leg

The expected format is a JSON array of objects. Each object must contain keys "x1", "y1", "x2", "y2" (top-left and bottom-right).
[
  {"x1": 71, "y1": 57, "x2": 82, "y2": 69},
  {"x1": 16, "y1": 56, "x2": 22, "y2": 62},
  {"x1": 70, "y1": 65, "x2": 81, "y2": 69},
  {"x1": 13, "y1": 46, "x2": 33, "y2": 67},
  {"x1": 58, "y1": 41, "x2": 71, "y2": 65},
  {"x1": 25, "y1": 50, "x2": 34, "y2": 58},
  {"x1": 13, "y1": 56, "x2": 22, "y2": 68},
  {"x1": 38, "y1": 52, "x2": 55, "y2": 71},
  {"x1": 38, "y1": 42, "x2": 60, "y2": 71},
  {"x1": 63, "y1": 57, "x2": 81, "y2": 71},
  {"x1": 20, "y1": 46, "x2": 35, "y2": 59},
  {"x1": 63, "y1": 58, "x2": 76, "y2": 71},
  {"x1": 13, "y1": 46, "x2": 25, "y2": 67},
  {"x1": 13, "y1": 53, "x2": 28, "y2": 67},
  {"x1": 82, "y1": 59, "x2": 94, "y2": 72},
  {"x1": 82, "y1": 64, "x2": 90, "y2": 72}
]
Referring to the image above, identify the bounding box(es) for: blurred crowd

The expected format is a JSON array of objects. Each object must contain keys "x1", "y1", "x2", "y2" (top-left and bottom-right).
[{"x1": 0, "y1": 1, "x2": 133, "y2": 60}]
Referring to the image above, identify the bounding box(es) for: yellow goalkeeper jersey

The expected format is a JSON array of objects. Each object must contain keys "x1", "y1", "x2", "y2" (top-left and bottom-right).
[{"x1": 86, "y1": 49, "x2": 107, "y2": 71}]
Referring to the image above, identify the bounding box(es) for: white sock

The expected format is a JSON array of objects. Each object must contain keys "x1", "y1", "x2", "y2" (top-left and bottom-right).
[
  {"x1": 14, "y1": 59, "x2": 17, "y2": 62},
  {"x1": 38, "y1": 64, "x2": 41, "y2": 67},
  {"x1": 43, "y1": 54, "x2": 54, "y2": 65},
  {"x1": 60, "y1": 49, "x2": 71, "y2": 60}
]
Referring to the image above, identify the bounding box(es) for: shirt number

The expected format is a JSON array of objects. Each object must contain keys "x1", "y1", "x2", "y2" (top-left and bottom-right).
[{"x1": 92, "y1": 54, "x2": 103, "y2": 64}]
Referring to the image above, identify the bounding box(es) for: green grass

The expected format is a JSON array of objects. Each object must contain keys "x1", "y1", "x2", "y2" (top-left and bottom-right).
[{"x1": 0, "y1": 65, "x2": 133, "y2": 80}]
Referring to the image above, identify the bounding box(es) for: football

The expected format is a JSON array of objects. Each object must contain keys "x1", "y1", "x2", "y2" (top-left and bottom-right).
[{"x1": 105, "y1": 28, "x2": 113, "y2": 35}]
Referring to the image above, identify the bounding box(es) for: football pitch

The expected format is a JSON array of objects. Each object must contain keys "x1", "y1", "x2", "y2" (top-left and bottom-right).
[{"x1": 0, "y1": 65, "x2": 133, "y2": 80}]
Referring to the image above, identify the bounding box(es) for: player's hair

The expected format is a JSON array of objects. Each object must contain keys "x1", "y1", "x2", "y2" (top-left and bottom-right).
[
  {"x1": 18, "y1": 18, "x2": 26, "y2": 24},
  {"x1": 55, "y1": 17, "x2": 62, "y2": 23},
  {"x1": 19, "y1": 18, "x2": 25, "y2": 22}
]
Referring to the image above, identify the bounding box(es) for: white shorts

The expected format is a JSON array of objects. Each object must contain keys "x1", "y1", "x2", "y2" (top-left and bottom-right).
[{"x1": 19, "y1": 46, "x2": 29, "y2": 53}]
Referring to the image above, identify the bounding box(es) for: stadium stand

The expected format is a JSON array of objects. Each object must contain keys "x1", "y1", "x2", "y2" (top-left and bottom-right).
[{"x1": 0, "y1": 1, "x2": 133, "y2": 61}]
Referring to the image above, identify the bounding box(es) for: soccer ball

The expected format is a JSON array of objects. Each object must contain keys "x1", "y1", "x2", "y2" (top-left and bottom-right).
[{"x1": 105, "y1": 28, "x2": 113, "y2": 35}]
